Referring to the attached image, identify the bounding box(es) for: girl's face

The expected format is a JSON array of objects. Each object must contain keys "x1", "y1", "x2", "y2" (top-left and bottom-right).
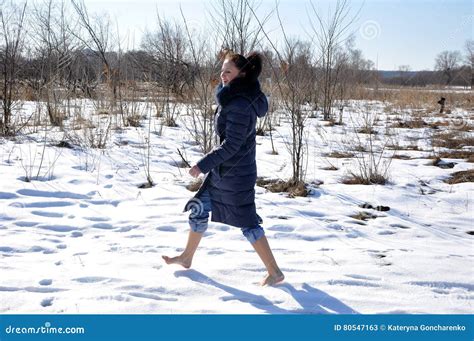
[{"x1": 220, "y1": 59, "x2": 240, "y2": 86}]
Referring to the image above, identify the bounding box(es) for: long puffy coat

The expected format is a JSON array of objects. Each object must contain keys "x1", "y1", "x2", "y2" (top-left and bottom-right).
[{"x1": 184, "y1": 77, "x2": 268, "y2": 228}]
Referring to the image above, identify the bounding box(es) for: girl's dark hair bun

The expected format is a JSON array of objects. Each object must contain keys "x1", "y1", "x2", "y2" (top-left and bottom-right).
[
  {"x1": 245, "y1": 52, "x2": 262, "y2": 81},
  {"x1": 225, "y1": 51, "x2": 263, "y2": 82}
]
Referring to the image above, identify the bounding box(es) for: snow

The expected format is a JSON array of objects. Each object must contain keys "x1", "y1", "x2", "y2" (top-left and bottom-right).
[{"x1": 0, "y1": 99, "x2": 473, "y2": 314}]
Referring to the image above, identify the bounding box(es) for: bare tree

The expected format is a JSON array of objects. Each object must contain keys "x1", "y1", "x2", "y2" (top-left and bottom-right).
[
  {"x1": 71, "y1": 0, "x2": 119, "y2": 100},
  {"x1": 434, "y1": 50, "x2": 461, "y2": 85},
  {"x1": 31, "y1": 0, "x2": 79, "y2": 127},
  {"x1": 142, "y1": 14, "x2": 188, "y2": 127},
  {"x1": 0, "y1": 0, "x2": 27, "y2": 136},
  {"x1": 464, "y1": 40, "x2": 473, "y2": 88},
  {"x1": 278, "y1": 39, "x2": 314, "y2": 184},
  {"x1": 337, "y1": 36, "x2": 374, "y2": 101},
  {"x1": 180, "y1": 7, "x2": 220, "y2": 153},
  {"x1": 210, "y1": 0, "x2": 271, "y2": 55},
  {"x1": 309, "y1": 0, "x2": 358, "y2": 121},
  {"x1": 245, "y1": 1, "x2": 314, "y2": 185}
]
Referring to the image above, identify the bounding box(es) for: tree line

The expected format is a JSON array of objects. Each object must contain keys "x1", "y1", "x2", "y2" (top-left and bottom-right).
[{"x1": 1, "y1": 0, "x2": 471, "y2": 186}]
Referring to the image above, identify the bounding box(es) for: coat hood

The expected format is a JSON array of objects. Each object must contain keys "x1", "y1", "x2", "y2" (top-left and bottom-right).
[{"x1": 215, "y1": 77, "x2": 268, "y2": 118}]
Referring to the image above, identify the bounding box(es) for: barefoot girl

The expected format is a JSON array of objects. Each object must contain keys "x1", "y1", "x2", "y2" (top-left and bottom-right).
[{"x1": 163, "y1": 51, "x2": 284, "y2": 286}]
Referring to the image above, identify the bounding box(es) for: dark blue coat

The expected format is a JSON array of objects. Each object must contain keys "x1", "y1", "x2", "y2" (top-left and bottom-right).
[{"x1": 184, "y1": 77, "x2": 268, "y2": 228}]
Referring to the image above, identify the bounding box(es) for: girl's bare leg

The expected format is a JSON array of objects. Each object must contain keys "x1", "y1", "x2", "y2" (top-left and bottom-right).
[
  {"x1": 251, "y1": 235, "x2": 285, "y2": 286},
  {"x1": 162, "y1": 230, "x2": 203, "y2": 269}
]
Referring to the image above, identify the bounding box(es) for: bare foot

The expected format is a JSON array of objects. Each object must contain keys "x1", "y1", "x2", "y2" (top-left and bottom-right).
[
  {"x1": 260, "y1": 272, "x2": 285, "y2": 286},
  {"x1": 161, "y1": 255, "x2": 192, "y2": 269}
]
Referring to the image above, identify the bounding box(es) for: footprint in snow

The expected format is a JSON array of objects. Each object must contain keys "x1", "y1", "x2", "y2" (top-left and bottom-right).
[
  {"x1": 14, "y1": 221, "x2": 39, "y2": 227},
  {"x1": 208, "y1": 250, "x2": 225, "y2": 255},
  {"x1": 31, "y1": 211, "x2": 64, "y2": 218},
  {"x1": 91, "y1": 223, "x2": 115, "y2": 230},
  {"x1": 70, "y1": 231, "x2": 83, "y2": 238},
  {"x1": 328, "y1": 279, "x2": 381, "y2": 288},
  {"x1": 115, "y1": 225, "x2": 139, "y2": 233},
  {"x1": 39, "y1": 279, "x2": 52, "y2": 286},
  {"x1": 17, "y1": 189, "x2": 89, "y2": 200},
  {"x1": 84, "y1": 217, "x2": 110, "y2": 222},
  {"x1": 156, "y1": 225, "x2": 177, "y2": 232},
  {"x1": 0, "y1": 192, "x2": 18, "y2": 199},
  {"x1": 378, "y1": 230, "x2": 396, "y2": 235},
  {"x1": 40, "y1": 298, "x2": 54, "y2": 307},
  {"x1": 72, "y1": 277, "x2": 119, "y2": 284},
  {"x1": 267, "y1": 225, "x2": 295, "y2": 232},
  {"x1": 36, "y1": 224, "x2": 79, "y2": 232}
]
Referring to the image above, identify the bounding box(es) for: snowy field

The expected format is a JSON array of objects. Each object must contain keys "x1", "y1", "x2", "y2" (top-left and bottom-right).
[{"x1": 0, "y1": 99, "x2": 473, "y2": 314}]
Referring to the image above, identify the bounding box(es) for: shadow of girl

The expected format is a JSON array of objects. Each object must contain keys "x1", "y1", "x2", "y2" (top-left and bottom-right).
[
  {"x1": 277, "y1": 283, "x2": 359, "y2": 314},
  {"x1": 174, "y1": 270, "x2": 358, "y2": 314},
  {"x1": 174, "y1": 269, "x2": 290, "y2": 313}
]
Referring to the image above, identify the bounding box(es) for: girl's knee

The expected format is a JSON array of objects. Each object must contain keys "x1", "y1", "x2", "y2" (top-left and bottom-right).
[
  {"x1": 242, "y1": 226, "x2": 265, "y2": 244},
  {"x1": 190, "y1": 222, "x2": 208, "y2": 234}
]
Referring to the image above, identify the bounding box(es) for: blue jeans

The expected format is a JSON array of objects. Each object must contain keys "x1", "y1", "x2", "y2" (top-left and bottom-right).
[{"x1": 188, "y1": 190, "x2": 265, "y2": 244}]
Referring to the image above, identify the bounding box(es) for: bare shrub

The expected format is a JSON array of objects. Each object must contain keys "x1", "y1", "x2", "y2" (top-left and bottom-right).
[
  {"x1": 82, "y1": 116, "x2": 112, "y2": 149},
  {"x1": 342, "y1": 103, "x2": 393, "y2": 185}
]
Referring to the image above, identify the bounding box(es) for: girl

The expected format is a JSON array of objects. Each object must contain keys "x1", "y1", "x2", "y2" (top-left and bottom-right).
[{"x1": 163, "y1": 52, "x2": 284, "y2": 286}]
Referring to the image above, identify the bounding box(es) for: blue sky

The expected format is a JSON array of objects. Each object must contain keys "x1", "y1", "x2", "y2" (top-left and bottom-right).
[{"x1": 82, "y1": 0, "x2": 472, "y2": 71}]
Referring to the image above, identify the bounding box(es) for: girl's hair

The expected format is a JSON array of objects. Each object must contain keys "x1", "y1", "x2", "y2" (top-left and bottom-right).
[{"x1": 225, "y1": 51, "x2": 263, "y2": 82}]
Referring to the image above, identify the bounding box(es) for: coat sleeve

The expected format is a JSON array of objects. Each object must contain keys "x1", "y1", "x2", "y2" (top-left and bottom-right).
[{"x1": 196, "y1": 103, "x2": 250, "y2": 174}]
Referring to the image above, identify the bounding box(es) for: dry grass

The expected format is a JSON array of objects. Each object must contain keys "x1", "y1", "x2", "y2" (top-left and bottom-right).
[
  {"x1": 432, "y1": 132, "x2": 474, "y2": 149},
  {"x1": 350, "y1": 86, "x2": 472, "y2": 111},
  {"x1": 125, "y1": 115, "x2": 142, "y2": 127},
  {"x1": 392, "y1": 154, "x2": 412, "y2": 160},
  {"x1": 386, "y1": 143, "x2": 420, "y2": 151},
  {"x1": 186, "y1": 178, "x2": 203, "y2": 192},
  {"x1": 358, "y1": 127, "x2": 378, "y2": 135},
  {"x1": 342, "y1": 173, "x2": 388, "y2": 185},
  {"x1": 437, "y1": 150, "x2": 474, "y2": 162},
  {"x1": 326, "y1": 119, "x2": 344, "y2": 127},
  {"x1": 353, "y1": 145, "x2": 367, "y2": 152},
  {"x1": 444, "y1": 169, "x2": 474, "y2": 184},
  {"x1": 389, "y1": 117, "x2": 450, "y2": 130},
  {"x1": 256, "y1": 178, "x2": 309, "y2": 197},
  {"x1": 18, "y1": 84, "x2": 39, "y2": 101},
  {"x1": 390, "y1": 119, "x2": 427, "y2": 129},
  {"x1": 350, "y1": 211, "x2": 378, "y2": 221},
  {"x1": 326, "y1": 151, "x2": 355, "y2": 158},
  {"x1": 428, "y1": 120, "x2": 451, "y2": 129}
]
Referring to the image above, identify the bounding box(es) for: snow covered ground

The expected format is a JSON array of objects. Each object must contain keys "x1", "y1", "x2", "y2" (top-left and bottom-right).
[{"x1": 0, "y1": 99, "x2": 473, "y2": 314}]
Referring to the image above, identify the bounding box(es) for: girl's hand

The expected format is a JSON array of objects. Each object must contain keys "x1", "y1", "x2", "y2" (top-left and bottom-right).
[{"x1": 189, "y1": 165, "x2": 202, "y2": 178}]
